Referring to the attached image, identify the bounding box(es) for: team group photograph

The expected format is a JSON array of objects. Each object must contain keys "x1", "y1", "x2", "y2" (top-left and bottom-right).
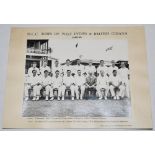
[{"x1": 23, "y1": 39, "x2": 131, "y2": 117}]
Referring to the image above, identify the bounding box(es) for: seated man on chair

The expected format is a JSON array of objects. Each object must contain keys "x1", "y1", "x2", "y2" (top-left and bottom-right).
[
  {"x1": 109, "y1": 70, "x2": 125, "y2": 100},
  {"x1": 74, "y1": 70, "x2": 86, "y2": 100},
  {"x1": 85, "y1": 71, "x2": 97, "y2": 99},
  {"x1": 61, "y1": 70, "x2": 76, "y2": 100},
  {"x1": 40, "y1": 70, "x2": 53, "y2": 101},
  {"x1": 52, "y1": 70, "x2": 63, "y2": 101},
  {"x1": 96, "y1": 70, "x2": 109, "y2": 100}
]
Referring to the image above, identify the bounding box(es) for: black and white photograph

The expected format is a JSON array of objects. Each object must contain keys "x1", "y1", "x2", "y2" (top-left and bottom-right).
[{"x1": 23, "y1": 39, "x2": 131, "y2": 117}]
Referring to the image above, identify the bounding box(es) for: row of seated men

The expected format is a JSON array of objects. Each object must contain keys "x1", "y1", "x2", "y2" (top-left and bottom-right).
[{"x1": 24, "y1": 59, "x2": 129, "y2": 101}]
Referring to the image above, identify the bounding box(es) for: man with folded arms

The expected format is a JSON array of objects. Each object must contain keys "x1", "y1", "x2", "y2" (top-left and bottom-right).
[
  {"x1": 52, "y1": 70, "x2": 63, "y2": 101},
  {"x1": 85, "y1": 71, "x2": 97, "y2": 99},
  {"x1": 61, "y1": 70, "x2": 76, "y2": 100},
  {"x1": 109, "y1": 70, "x2": 125, "y2": 100},
  {"x1": 41, "y1": 70, "x2": 54, "y2": 101}
]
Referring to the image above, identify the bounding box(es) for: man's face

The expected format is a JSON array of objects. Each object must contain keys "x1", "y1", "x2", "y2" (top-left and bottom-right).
[
  {"x1": 32, "y1": 63, "x2": 37, "y2": 68},
  {"x1": 44, "y1": 62, "x2": 47, "y2": 67},
  {"x1": 66, "y1": 60, "x2": 70, "y2": 66},
  {"x1": 77, "y1": 59, "x2": 81, "y2": 65},
  {"x1": 67, "y1": 71, "x2": 71, "y2": 76},
  {"x1": 112, "y1": 62, "x2": 115, "y2": 67},
  {"x1": 100, "y1": 71, "x2": 104, "y2": 77},
  {"x1": 55, "y1": 71, "x2": 59, "y2": 77},
  {"x1": 44, "y1": 71, "x2": 48, "y2": 77},
  {"x1": 89, "y1": 72, "x2": 92, "y2": 76},
  {"x1": 32, "y1": 71, "x2": 37, "y2": 76},
  {"x1": 89, "y1": 61, "x2": 92, "y2": 66},
  {"x1": 55, "y1": 61, "x2": 59, "y2": 66},
  {"x1": 77, "y1": 70, "x2": 81, "y2": 76},
  {"x1": 121, "y1": 62, "x2": 125, "y2": 68},
  {"x1": 100, "y1": 61, "x2": 104, "y2": 66},
  {"x1": 113, "y1": 70, "x2": 117, "y2": 76}
]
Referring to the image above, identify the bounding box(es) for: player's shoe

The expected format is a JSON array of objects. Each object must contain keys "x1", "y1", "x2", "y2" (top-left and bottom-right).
[
  {"x1": 114, "y1": 96, "x2": 116, "y2": 100},
  {"x1": 116, "y1": 96, "x2": 120, "y2": 100},
  {"x1": 45, "y1": 96, "x2": 49, "y2": 101},
  {"x1": 104, "y1": 96, "x2": 107, "y2": 100},
  {"x1": 36, "y1": 96, "x2": 39, "y2": 101},
  {"x1": 50, "y1": 97, "x2": 54, "y2": 101},
  {"x1": 72, "y1": 97, "x2": 74, "y2": 100},
  {"x1": 57, "y1": 97, "x2": 60, "y2": 101},
  {"x1": 99, "y1": 97, "x2": 102, "y2": 100},
  {"x1": 62, "y1": 96, "x2": 64, "y2": 101},
  {"x1": 32, "y1": 97, "x2": 36, "y2": 101},
  {"x1": 80, "y1": 95, "x2": 83, "y2": 100}
]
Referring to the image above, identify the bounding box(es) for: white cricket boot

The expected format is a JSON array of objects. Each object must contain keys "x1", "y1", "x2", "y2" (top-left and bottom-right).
[
  {"x1": 50, "y1": 96, "x2": 54, "y2": 101},
  {"x1": 62, "y1": 96, "x2": 64, "y2": 101},
  {"x1": 32, "y1": 97, "x2": 36, "y2": 101},
  {"x1": 45, "y1": 96, "x2": 49, "y2": 101}
]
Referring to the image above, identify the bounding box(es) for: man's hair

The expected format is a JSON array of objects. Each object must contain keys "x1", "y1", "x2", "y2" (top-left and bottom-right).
[
  {"x1": 44, "y1": 70, "x2": 48, "y2": 73},
  {"x1": 100, "y1": 60, "x2": 104, "y2": 63},
  {"x1": 55, "y1": 60, "x2": 59, "y2": 63},
  {"x1": 67, "y1": 70, "x2": 71, "y2": 72},
  {"x1": 55, "y1": 70, "x2": 59, "y2": 73},
  {"x1": 66, "y1": 59, "x2": 70, "y2": 62},
  {"x1": 32, "y1": 70, "x2": 37, "y2": 73},
  {"x1": 113, "y1": 70, "x2": 117, "y2": 73}
]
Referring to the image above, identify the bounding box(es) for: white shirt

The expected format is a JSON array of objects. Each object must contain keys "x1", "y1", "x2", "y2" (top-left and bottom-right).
[
  {"x1": 73, "y1": 64, "x2": 85, "y2": 74},
  {"x1": 108, "y1": 66, "x2": 118, "y2": 76},
  {"x1": 40, "y1": 66, "x2": 51, "y2": 76},
  {"x1": 74, "y1": 75, "x2": 86, "y2": 86},
  {"x1": 119, "y1": 67, "x2": 129, "y2": 82},
  {"x1": 28, "y1": 67, "x2": 40, "y2": 77},
  {"x1": 63, "y1": 76, "x2": 75, "y2": 86},
  {"x1": 27, "y1": 75, "x2": 41, "y2": 86},
  {"x1": 40, "y1": 76, "x2": 52, "y2": 86},
  {"x1": 85, "y1": 65, "x2": 96, "y2": 74},
  {"x1": 97, "y1": 65, "x2": 108, "y2": 75},
  {"x1": 52, "y1": 76, "x2": 63, "y2": 88},
  {"x1": 109, "y1": 75, "x2": 121, "y2": 86},
  {"x1": 97, "y1": 75, "x2": 109, "y2": 87}
]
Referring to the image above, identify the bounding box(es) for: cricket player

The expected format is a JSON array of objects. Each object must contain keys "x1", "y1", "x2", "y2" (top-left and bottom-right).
[
  {"x1": 97, "y1": 60, "x2": 108, "y2": 76},
  {"x1": 40, "y1": 61, "x2": 51, "y2": 76},
  {"x1": 119, "y1": 62, "x2": 130, "y2": 98},
  {"x1": 52, "y1": 70, "x2": 63, "y2": 101},
  {"x1": 109, "y1": 70, "x2": 125, "y2": 100},
  {"x1": 28, "y1": 62, "x2": 40, "y2": 77},
  {"x1": 74, "y1": 70, "x2": 86, "y2": 100},
  {"x1": 73, "y1": 59, "x2": 85, "y2": 75},
  {"x1": 62, "y1": 59, "x2": 73, "y2": 76},
  {"x1": 85, "y1": 60, "x2": 96, "y2": 75},
  {"x1": 108, "y1": 60, "x2": 118, "y2": 77},
  {"x1": 61, "y1": 70, "x2": 76, "y2": 100},
  {"x1": 24, "y1": 70, "x2": 42, "y2": 101},
  {"x1": 40, "y1": 70, "x2": 53, "y2": 101},
  {"x1": 85, "y1": 71, "x2": 97, "y2": 98},
  {"x1": 96, "y1": 70, "x2": 109, "y2": 100},
  {"x1": 52, "y1": 60, "x2": 63, "y2": 76}
]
